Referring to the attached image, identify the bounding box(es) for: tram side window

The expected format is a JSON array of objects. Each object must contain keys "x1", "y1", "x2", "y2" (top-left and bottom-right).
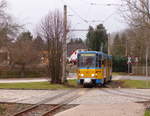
[
  {"x1": 97, "y1": 55, "x2": 102, "y2": 67},
  {"x1": 102, "y1": 59, "x2": 107, "y2": 67},
  {"x1": 101, "y1": 59, "x2": 104, "y2": 66}
]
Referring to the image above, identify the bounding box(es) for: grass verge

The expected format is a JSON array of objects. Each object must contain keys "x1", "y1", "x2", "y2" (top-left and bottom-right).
[
  {"x1": 121, "y1": 80, "x2": 150, "y2": 89},
  {"x1": 145, "y1": 109, "x2": 150, "y2": 116},
  {"x1": 1, "y1": 79, "x2": 150, "y2": 89},
  {"x1": 0, "y1": 80, "x2": 77, "y2": 90},
  {"x1": 112, "y1": 72, "x2": 128, "y2": 76},
  {"x1": 108, "y1": 80, "x2": 150, "y2": 89}
]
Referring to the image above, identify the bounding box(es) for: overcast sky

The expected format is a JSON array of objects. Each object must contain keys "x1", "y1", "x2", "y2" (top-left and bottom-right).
[{"x1": 7, "y1": 0, "x2": 128, "y2": 39}]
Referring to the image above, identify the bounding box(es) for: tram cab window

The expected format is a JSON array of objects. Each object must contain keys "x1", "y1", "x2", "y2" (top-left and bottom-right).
[{"x1": 78, "y1": 54, "x2": 96, "y2": 68}]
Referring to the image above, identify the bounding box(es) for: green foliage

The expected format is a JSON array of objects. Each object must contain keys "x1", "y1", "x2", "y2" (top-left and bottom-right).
[
  {"x1": 69, "y1": 38, "x2": 84, "y2": 44},
  {"x1": 17, "y1": 31, "x2": 33, "y2": 41},
  {"x1": 111, "y1": 33, "x2": 128, "y2": 72},
  {"x1": 112, "y1": 33, "x2": 126, "y2": 56},
  {"x1": 145, "y1": 109, "x2": 150, "y2": 116},
  {"x1": 112, "y1": 56, "x2": 128, "y2": 72},
  {"x1": 86, "y1": 24, "x2": 108, "y2": 52}
]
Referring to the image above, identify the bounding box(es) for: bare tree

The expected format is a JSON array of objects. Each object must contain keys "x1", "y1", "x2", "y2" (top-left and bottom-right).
[
  {"x1": 121, "y1": 0, "x2": 150, "y2": 28},
  {"x1": 40, "y1": 11, "x2": 65, "y2": 84},
  {"x1": 0, "y1": 0, "x2": 20, "y2": 49},
  {"x1": 10, "y1": 32, "x2": 40, "y2": 77},
  {"x1": 120, "y1": 0, "x2": 150, "y2": 63},
  {"x1": 0, "y1": 0, "x2": 7, "y2": 20}
]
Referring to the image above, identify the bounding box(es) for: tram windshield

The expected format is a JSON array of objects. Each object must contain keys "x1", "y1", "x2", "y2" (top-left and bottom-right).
[{"x1": 78, "y1": 54, "x2": 96, "y2": 68}]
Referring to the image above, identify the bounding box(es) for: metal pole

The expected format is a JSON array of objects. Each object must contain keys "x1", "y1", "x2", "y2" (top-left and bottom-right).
[
  {"x1": 126, "y1": 39, "x2": 128, "y2": 56},
  {"x1": 62, "y1": 5, "x2": 67, "y2": 83},
  {"x1": 108, "y1": 33, "x2": 110, "y2": 55},
  {"x1": 146, "y1": 46, "x2": 149, "y2": 87},
  {"x1": 128, "y1": 63, "x2": 130, "y2": 75},
  {"x1": 101, "y1": 43, "x2": 103, "y2": 52},
  {"x1": 136, "y1": 62, "x2": 138, "y2": 75}
]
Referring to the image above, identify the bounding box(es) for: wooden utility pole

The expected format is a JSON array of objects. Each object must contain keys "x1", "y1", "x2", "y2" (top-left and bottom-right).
[
  {"x1": 145, "y1": 0, "x2": 149, "y2": 87},
  {"x1": 62, "y1": 5, "x2": 67, "y2": 83},
  {"x1": 146, "y1": 46, "x2": 149, "y2": 87}
]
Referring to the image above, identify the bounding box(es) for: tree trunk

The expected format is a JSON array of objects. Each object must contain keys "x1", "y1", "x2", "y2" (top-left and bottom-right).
[{"x1": 20, "y1": 64, "x2": 25, "y2": 78}]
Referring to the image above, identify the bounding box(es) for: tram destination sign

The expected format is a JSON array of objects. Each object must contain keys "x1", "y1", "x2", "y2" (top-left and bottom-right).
[{"x1": 81, "y1": 54, "x2": 96, "y2": 56}]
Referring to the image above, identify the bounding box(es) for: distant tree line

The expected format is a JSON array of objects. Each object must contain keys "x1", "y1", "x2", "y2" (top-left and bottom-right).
[
  {"x1": 109, "y1": 0, "x2": 150, "y2": 72},
  {"x1": 119, "y1": 0, "x2": 150, "y2": 66}
]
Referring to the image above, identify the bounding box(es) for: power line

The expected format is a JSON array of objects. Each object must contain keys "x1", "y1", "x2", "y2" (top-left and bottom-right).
[
  {"x1": 70, "y1": 29, "x2": 88, "y2": 31},
  {"x1": 102, "y1": 12, "x2": 117, "y2": 23},
  {"x1": 60, "y1": 0, "x2": 89, "y2": 24},
  {"x1": 80, "y1": 0, "x2": 93, "y2": 25},
  {"x1": 80, "y1": 0, "x2": 90, "y2": 5},
  {"x1": 90, "y1": 3, "x2": 123, "y2": 6},
  {"x1": 87, "y1": 20, "x2": 103, "y2": 23},
  {"x1": 60, "y1": 0, "x2": 120, "y2": 31},
  {"x1": 85, "y1": 12, "x2": 116, "y2": 24},
  {"x1": 67, "y1": 6, "x2": 89, "y2": 23}
]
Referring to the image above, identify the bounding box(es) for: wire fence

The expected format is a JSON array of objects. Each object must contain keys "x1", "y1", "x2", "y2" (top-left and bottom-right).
[{"x1": 132, "y1": 66, "x2": 150, "y2": 76}]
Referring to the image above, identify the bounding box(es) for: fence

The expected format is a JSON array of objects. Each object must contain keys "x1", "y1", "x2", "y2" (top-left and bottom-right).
[{"x1": 132, "y1": 66, "x2": 150, "y2": 76}]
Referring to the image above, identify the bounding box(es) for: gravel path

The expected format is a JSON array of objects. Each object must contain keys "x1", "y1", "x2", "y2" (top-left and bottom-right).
[
  {"x1": 55, "y1": 103, "x2": 145, "y2": 116},
  {"x1": 0, "y1": 89, "x2": 150, "y2": 104},
  {"x1": 69, "y1": 88, "x2": 150, "y2": 104},
  {"x1": 0, "y1": 90, "x2": 70, "y2": 104}
]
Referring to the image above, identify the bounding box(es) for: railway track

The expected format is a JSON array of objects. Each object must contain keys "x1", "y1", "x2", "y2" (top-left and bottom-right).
[
  {"x1": 12, "y1": 89, "x2": 89, "y2": 116},
  {"x1": 101, "y1": 88, "x2": 150, "y2": 101}
]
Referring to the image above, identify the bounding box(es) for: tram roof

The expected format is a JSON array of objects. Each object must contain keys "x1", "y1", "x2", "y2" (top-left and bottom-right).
[{"x1": 79, "y1": 51, "x2": 112, "y2": 58}]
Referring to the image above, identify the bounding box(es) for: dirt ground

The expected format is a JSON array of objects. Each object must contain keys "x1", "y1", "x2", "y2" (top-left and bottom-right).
[{"x1": 0, "y1": 103, "x2": 77, "y2": 116}]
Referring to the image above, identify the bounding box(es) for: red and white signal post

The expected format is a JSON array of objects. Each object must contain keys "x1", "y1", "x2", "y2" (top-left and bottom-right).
[
  {"x1": 127, "y1": 56, "x2": 139, "y2": 75},
  {"x1": 127, "y1": 56, "x2": 132, "y2": 74}
]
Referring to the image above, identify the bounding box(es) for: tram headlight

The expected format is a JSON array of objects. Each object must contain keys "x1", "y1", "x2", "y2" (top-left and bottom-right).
[
  {"x1": 91, "y1": 74, "x2": 97, "y2": 77},
  {"x1": 91, "y1": 74, "x2": 95, "y2": 77},
  {"x1": 80, "y1": 74, "x2": 84, "y2": 77}
]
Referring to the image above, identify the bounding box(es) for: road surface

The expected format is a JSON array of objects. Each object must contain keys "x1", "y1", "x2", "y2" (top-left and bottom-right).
[{"x1": 0, "y1": 88, "x2": 150, "y2": 116}]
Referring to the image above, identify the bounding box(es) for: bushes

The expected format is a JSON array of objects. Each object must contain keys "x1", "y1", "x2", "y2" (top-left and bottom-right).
[
  {"x1": 0, "y1": 66, "x2": 48, "y2": 78},
  {"x1": 112, "y1": 56, "x2": 128, "y2": 72},
  {"x1": 0, "y1": 71, "x2": 47, "y2": 78}
]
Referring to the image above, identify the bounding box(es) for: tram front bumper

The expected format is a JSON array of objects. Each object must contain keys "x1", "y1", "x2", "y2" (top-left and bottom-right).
[{"x1": 78, "y1": 78, "x2": 104, "y2": 85}]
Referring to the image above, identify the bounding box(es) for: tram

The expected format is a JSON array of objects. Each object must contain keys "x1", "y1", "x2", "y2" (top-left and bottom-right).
[{"x1": 77, "y1": 51, "x2": 112, "y2": 86}]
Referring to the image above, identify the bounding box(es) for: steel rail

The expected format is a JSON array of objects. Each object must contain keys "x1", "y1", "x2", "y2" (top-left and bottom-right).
[
  {"x1": 41, "y1": 89, "x2": 90, "y2": 116},
  {"x1": 101, "y1": 88, "x2": 150, "y2": 101},
  {"x1": 12, "y1": 89, "x2": 75, "y2": 116}
]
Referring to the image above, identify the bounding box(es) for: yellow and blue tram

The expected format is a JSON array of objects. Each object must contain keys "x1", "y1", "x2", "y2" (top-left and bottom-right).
[{"x1": 77, "y1": 51, "x2": 112, "y2": 86}]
